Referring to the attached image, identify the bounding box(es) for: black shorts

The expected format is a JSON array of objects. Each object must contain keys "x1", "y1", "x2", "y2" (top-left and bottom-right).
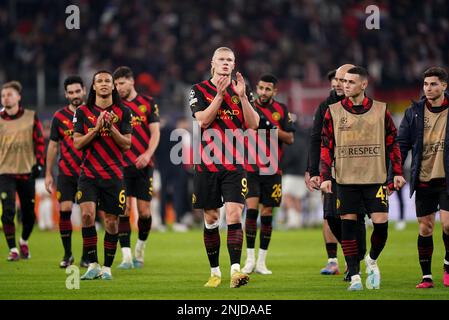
[
  {"x1": 124, "y1": 166, "x2": 153, "y2": 201},
  {"x1": 0, "y1": 174, "x2": 35, "y2": 217},
  {"x1": 56, "y1": 174, "x2": 78, "y2": 203},
  {"x1": 77, "y1": 175, "x2": 125, "y2": 216},
  {"x1": 337, "y1": 183, "x2": 388, "y2": 215},
  {"x1": 323, "y1": 180, "x2": 338, "y2": 219},
  {"x1": 415, "y1": 186, "x2": 449, "y2": 217},
  {"x1": 247, "y1": 172, "x2": 282, "y2": 207},
  {"x1": 193, "y1": 170, "x2": 247, "y2": 210}
]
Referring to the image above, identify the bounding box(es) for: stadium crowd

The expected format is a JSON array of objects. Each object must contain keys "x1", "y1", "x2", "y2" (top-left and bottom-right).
[{"x1": 0, "y1": 0, "x2": 449, "y2": 109}]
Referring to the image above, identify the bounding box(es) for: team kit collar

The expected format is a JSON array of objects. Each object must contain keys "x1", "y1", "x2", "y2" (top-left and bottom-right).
[
  {"x1": 0, "y1": 106, "x2": 24, "y2": 120},
  {"x1": 425, "y1": 96, "x2": 449, "y2": 108},
  {"x1": 342, "y1": 96, "x2": 372, "y2": 111}
]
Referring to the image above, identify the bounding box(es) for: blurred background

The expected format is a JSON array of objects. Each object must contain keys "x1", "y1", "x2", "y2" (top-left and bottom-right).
[
  {"x1": 2, "y1": 0, "x2": 448, "y2": 115},
  {"x1": 1, "y1": 0, "x2": 447, "y2": 231}
]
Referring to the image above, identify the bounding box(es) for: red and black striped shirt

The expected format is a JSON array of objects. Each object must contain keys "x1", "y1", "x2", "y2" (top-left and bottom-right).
[
  {"x1": 320, "y1": 97, "x2": 402, "y2": 182},
  {"x1": 49, "y1": 106, "x2": 83, "y2": 177},
  {"x1": 190, "y1": 80, "x2": 255, "y2": 172},
  {"x1": 122, "y1": 94, "x2": 160, "y2": 168},
  {"x1": 0, "y1": 107, "x2": 45, "y2": 179},
  {"x1": 245, "y1": 99, "x2": 295, "y2": 175},
  {"x1": 73, "y1": 104, "x2": 132, "y2": 180}
]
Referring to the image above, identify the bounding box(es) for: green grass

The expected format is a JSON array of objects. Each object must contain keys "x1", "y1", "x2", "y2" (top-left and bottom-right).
[{"x1": 1, "y1": 222, "x2": 448, "y2": 300}]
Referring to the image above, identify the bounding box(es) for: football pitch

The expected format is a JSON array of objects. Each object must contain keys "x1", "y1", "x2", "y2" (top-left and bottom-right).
[{"x1": 1, "y1": 222, "x2": 448, "y2": 300}]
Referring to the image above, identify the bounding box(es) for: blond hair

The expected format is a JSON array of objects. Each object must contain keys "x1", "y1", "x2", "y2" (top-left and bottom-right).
[
  {"x1": 2, "y1": 81, "x2": 22, "y2": 94},
  {"x1": 210, "y1": 47, "x2": 235, "y2": 77}
]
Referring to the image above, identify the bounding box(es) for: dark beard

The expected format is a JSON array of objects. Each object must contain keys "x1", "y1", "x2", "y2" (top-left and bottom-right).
[
  {"x1": 258, "y1": 97, "x2": 271, "y2": 105},
  {"x1": 70, "y1": 98, "x2": 83, "y2": 107}
]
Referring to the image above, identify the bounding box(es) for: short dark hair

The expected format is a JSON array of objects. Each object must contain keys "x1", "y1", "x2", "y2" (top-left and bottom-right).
[
  {"x1": 259, "y1": 74, "x2": 278, "y2": 86},
  {"x1": 423, "y1": 67, "x2": 448, "y2": 83},
  {"x1": 64, "y1": 75, "x2": 84, "y2": 91},
  {"x1": 347, "y1": 66, "x2": 369, "y2": 79},
  {"x1": 113, "y1": 66, "x2": 134, "y2": 80},
  {"x1": 327, "y1": 69, "x2": 336, "y2": 82},
  {"x1": 2, "y1": 81, "x2": 22, "y2": 94}
]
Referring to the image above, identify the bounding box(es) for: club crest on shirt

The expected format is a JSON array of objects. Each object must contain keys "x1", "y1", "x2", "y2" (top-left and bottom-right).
[
  {"x1": 139, "y1": 105, "x2": 147, "y2": 114},
  {"x1": 64, "y1": 129, "x2": 74, "y2": 137},
  {"x1": 231, "y1": 95, "x2": 240, "y2": 104},
  {"x1": 272, "y1": 112, "x2": 281, "y2": 121},
  {"x1": 110, "y1": 111, "x2": 119, "y2": 123}
]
